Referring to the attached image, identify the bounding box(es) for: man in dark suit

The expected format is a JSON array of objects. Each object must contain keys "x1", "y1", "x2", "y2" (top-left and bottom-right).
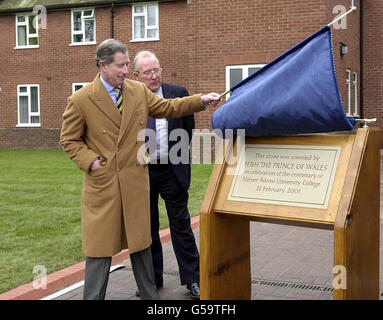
[{"x1": 133, "y1": 51, "x2": 200, "y2": 299}]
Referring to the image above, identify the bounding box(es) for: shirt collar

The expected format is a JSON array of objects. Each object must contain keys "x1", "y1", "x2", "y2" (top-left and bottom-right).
[
  {"x1": 154, "y1": 86, "x2": 163, "y2": 98},
  {"x1": 100, "y1": 75, "x2": 120, "y2": 93}
]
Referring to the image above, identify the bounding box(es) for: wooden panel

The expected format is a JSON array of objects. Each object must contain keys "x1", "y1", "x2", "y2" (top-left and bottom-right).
[{"x1": 200, "y1": 128, "x2": 380, "y2": 300}]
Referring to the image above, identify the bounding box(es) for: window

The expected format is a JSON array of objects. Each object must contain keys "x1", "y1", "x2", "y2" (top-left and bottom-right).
[
  {"x1": 346, "y1": 69, "x2": 351, "y2": 116},
  {"x1": 71, "y1": 9, "x2": 96, "y2": 45},
  {"x1": 15, "y1": 14, "x2": 39, "y2": 48},
  {"x1": 17, "y1": 85, "x2": 40, "y2": 127},
  {"x1": 345, "y1": 69, "x2": 359, "y2": 117},
  {"x1": 132, "y1": 3, "x2": 159, "y2": 41},
  {"x1": 225, "y1": 64, "x2": 265, "y2": 97},
  {"x1": 72, "y1": 82, "x2": 90, "y2": 93}
]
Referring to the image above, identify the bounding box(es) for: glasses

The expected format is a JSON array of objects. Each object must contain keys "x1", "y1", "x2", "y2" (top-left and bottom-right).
[{"x1": 139, "y1": 68, "x2": 162, "y2": 78}]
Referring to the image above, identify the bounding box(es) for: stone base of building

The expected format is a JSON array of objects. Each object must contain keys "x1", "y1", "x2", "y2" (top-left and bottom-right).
[{"x1": 0, "y1": 128, "x2": 61, "y2": 150}]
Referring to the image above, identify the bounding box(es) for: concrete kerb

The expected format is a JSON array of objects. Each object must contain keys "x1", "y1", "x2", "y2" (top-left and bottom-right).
[{"x1": 0, "y1": 216, "x2": 200, "y2": 300}]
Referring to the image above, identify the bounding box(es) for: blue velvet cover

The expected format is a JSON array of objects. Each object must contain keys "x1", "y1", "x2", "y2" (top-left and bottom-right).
[{"x1": 211, "y1": 26, "x2": 354, "y2": 137}]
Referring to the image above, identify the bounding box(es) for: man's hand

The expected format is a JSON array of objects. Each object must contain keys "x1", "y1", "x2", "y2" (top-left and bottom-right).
[
  {"x1": 201, "y1": 93, "x2": 221, "y2": 108},
  {"x1": 90, "y1": 158, "x2": 103, "y2": 171}
]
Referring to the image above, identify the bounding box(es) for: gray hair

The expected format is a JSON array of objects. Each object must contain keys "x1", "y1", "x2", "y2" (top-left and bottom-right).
[
  {"x1": 133, "y1": 50, "x2": 160, "y2": 72},
  {"x1": 95, "y1": 39, "x2": 128, "y2": 67}
]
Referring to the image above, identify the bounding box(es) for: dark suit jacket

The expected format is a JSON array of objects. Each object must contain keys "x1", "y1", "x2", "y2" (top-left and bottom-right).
[{"x1": 161, "y1": 82, "x2": 195, "y2": 191}]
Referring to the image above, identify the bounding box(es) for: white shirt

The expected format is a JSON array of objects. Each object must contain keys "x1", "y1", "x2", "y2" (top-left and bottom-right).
[{"x1": 152, "y1": 87, "x2": 169, "y2": 163}]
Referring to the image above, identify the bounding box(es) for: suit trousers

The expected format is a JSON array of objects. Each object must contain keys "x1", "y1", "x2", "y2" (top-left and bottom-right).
[
  {"x1": 149, "y1": 162, "x2": 200, "y2": 286},
  {"x1": 83, "y1": 247, "x2": 160, "y2": 300}
]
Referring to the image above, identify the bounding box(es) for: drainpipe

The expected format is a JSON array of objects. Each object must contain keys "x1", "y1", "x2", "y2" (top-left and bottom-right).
[
  {"x1": 359, "y1": 0, "x2": 363, "y2": 118},
  {"x1": 110, "y1": 3, "x2": 114, "y2": 38}
]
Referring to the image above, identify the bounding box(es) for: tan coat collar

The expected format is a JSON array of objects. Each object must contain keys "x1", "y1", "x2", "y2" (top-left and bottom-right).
[
  {"x1": 88, "y1": 74, "x2": 137, "y2": 144},
  {"x1": 88, "y1": 73, "x2": 121, "y2": 127}
]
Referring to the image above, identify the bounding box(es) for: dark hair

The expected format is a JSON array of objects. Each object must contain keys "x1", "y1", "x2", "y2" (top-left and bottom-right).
[{"x1": 95, "y1": 39, "x2": 128, "y2": 67}]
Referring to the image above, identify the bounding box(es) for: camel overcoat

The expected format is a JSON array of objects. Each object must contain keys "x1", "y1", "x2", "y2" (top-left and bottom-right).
[{"x1": 60, "y1": 74, "x2": 204, "y2": 257}]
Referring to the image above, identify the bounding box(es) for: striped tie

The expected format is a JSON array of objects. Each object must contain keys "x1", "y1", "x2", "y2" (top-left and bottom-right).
[{"x1": 114, "y1": 87, "x2": 123, "y2": 113}]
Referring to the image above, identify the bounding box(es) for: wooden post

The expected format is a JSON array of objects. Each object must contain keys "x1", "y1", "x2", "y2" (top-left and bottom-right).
[
  {"x1": 200, "y1": 213, "x2": 251, "y2": 300},
  {"x1": 200, "y1": 139, "x2": 251, "y2": 299},
  {"x1": 334, "y1": 128, "x2": 380, "y2": 299}
]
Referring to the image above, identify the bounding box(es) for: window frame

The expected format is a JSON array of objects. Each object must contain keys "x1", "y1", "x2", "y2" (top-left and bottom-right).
[
  {"x1": 15, "y1": 13, "x2": 39, "y2": 49},
  {"x1": 17, "y1": 84, "x2": 41, "y2": 127},
  {"x1": 346, "y1": 69, "x2": 352, "y2": 116},
  {"x1": 225, "y1": 64, "x2": 266, "y2": 98},
  {"x1": 352, "y1": 71, "x2": 359, "y2": 117},
  {"x1": 72, "y1": 82, "x2": 90, "y2": 93},
  {"x1": 131, "y1": 2, "x2": 159, "y2": 42},
  {"x1": 70, "y1": 8, "x2": 96, "y2": 46}
]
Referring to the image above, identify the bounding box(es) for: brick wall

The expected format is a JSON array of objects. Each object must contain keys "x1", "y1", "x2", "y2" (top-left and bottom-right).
[
  {"x1": 0, "y1": 0, "x2": 380, "y2": 149},
  {"x1": 0, "y1": 128, "x2": 61, "y2": 149},
  {"x1": 327, "y1": 0, "x2": 361, "y2": 118},
  {"x1": 0, "y1": 1, "x2": 190, "y2": 148},
  {"x1": 363, "y1": 0, "x2": 383, "y2": 143}
]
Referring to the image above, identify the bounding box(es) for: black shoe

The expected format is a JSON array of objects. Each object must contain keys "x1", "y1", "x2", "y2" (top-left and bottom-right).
[{"x1": 186, "y1": 282, "x2": 200, "y2": 299}]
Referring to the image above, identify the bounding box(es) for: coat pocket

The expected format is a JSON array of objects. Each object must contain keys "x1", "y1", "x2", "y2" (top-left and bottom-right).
[
  {"x1": 88, "y1": 165, "x2": 108, "y2": 177},
  {"x1": 84, "y1": 168, "x2": 113, "y2": 189}
]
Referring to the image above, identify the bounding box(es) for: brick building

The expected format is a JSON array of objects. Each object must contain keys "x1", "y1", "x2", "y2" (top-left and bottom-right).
[{"x1": 0, "y1": 0, "x2": 381, "y2": 149}]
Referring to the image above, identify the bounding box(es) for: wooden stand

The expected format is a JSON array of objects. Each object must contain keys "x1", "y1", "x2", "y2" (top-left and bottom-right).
[{"x1": 200, "y1": 128, "x2": 380, "y2": 300}]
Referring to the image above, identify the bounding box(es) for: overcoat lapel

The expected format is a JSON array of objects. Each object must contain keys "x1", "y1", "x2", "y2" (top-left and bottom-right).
[
  {"x1": 117, "y1": 80, "x2": 136, "y2": 146},
  {"x1": 88, "y1": 74, "x2": 121, "y2": 128}
]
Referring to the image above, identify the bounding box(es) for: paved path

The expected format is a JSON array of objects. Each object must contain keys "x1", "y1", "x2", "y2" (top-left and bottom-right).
[{"x1": 47, "y1": 218, "x2": 383, "y2": 300}]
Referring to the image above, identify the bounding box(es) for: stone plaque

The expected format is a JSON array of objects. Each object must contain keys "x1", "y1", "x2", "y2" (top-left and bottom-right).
[{"x1": 228, "y1": 144, "x2": 341, "y2": 209}]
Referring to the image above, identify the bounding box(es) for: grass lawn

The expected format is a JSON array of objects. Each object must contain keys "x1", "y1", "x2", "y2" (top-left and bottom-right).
[{"x1": 0, "y1": 149, "x2": 213, "y2": 294}]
